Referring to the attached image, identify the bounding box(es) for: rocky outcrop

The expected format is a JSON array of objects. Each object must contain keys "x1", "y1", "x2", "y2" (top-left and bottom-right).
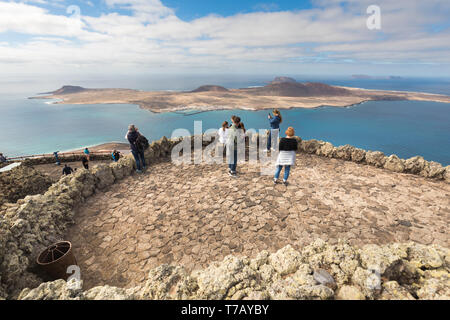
[
  {"x1": 22, "y1": 153, "x2": 112, "y2": 166},
  {"x1": 421, "y1": 161, "x2": 446, "y2": 179},
  {"x1": 91, "y1": 164, "x2": 115, "y2": 190},
  {"x1": 444, "y1": 166, "x2": 450, "y2": 183},
  {"x1": 365, "y1": 151, "x2": 387, "y2": 168},
  {"x1": 404, "y1": 156, "x2": 427, "y2": 174},
  {"x1": 0, "y1": 165, "x2": 53, "y2": 207},
  {"x1": 384, "y1": 155, "x2": 405, "y2": 173},
  {"x1": 1, "y1": 135, "x2": 449, "y2": 299},
  {"x1": 351, "y1": 148, "x2": 366, "y2": 163},
  {"x1": 17, "y1": 240, "x2": 450, "y2": 300},
  {"x1": 0, "y1": 137, "x2": 180, "y2": 299},
  {"x1": 334, "y1": 145, "x2": 354, "y2": 161},
  {"x1": 297, "y1": 139, "x2": 448, "y2": 183},
  {"x1": 316, "y1": 142, "x2": 336, "y2": 158}
]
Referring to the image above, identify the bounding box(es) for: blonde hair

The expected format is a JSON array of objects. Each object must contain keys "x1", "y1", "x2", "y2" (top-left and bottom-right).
[{"x1": 285, "y1": 127, "x2": 295, "y2": 137}]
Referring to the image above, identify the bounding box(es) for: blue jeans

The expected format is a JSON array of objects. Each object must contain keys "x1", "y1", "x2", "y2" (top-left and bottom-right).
[
  {"x1": 274, "y1": 165, "x2": 291, "y2": 181},
  {"x1": 131, "y1": 150, "x2": 146, "y2": 171},
  {"x1": 267, "y1": 129, "x2": 280, "y2": 150},
  {"x1": 228, "y1": 146, "x2": 238, "y2": 173}
]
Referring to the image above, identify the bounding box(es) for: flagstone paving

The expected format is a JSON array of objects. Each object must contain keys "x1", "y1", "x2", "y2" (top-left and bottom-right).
[{"x1": 65, "y1": 154, "x2": 450, "y2": 290}]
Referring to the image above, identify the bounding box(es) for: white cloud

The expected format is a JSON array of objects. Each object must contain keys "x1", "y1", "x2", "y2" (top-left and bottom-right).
[{"x1": 0, "y1": 0, "x2": 449, "y2": 75}]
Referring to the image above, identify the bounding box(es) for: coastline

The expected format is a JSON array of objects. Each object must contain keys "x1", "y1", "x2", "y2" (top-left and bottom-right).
[
  {"x1": 60, "y1": 142, "x2": 130, "y2": 154},
  {"x1": 30, "y1": 84, "x2": 450, "y2": 114}
]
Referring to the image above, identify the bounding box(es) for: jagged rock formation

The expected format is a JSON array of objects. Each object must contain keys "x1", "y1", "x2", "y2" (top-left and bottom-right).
[
  {"x1": 0, "y1": 165, "x2": 53, "y2": 206},
  {"x1": 17, "y1": 240, "x2": 449, "y2": 300}
]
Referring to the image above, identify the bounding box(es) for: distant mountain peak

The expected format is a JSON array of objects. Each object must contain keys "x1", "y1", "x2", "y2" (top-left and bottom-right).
[
  {"x1": 270, "y1": 76, "x2": 297, "y2": 84},
  {"x1": 190, "y1": 85, "x2": 229, "y2": 93},
  {"x1": 42, "y1": 85, "x2": 87, "y2": 95}
]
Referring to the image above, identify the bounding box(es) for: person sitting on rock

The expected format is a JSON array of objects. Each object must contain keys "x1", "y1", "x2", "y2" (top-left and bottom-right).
[
  {"x1": 273, "y1": 127, "x2": 298, "y2": 186},
  {"x1": 0, "y1": 153, "x2": 6, "y2": 163},
  {"x1": 62, "y1": 164, "x2": 74, "y2": 176},
  {"x1": 82, "y1": 156, "x2": 89, "y2": 170}
]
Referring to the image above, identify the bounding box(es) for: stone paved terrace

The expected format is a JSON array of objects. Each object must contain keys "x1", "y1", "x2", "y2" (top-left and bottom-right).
[{"x1": 65, "y1": 153, "x2": 450, "y2": 290}]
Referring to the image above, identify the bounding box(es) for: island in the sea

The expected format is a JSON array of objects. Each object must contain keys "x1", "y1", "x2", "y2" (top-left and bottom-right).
[{"x1": 30, "y1": 77, "x2": 450, "y2": 113}]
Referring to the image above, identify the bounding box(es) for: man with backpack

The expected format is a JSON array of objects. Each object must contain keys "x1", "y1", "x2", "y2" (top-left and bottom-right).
[{"x1": 125, "y1": 124, "x2": 148, "y2": 173}]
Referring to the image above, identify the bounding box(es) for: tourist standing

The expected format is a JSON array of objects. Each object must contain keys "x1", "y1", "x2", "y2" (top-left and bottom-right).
[
  {"x1": 62, "y1": 164, "x2": 74, "y2": 176},
  {"x1": 227, "y1": 116, "x2": 245, "y2": 177},
  {"x1": 84, "y1": 148, "x2": 90, "y2": 161},
  {"x1": 125, "y1": 124, "x2": 147, "y2": 173},
  {"x1": 82, "y1": 156, "x2": 89, "y2": 169},
  {"x1": 266, "y1": 109, "x2": 282, "y2": 152},
  {"x1": 217, "y1": 121, "x2": 229, "y2": 145},
  {"x1": 273, "y1": 127, "x2": 297, "y2": 186},
  {"x1": 53, "y1": 151, "x2": 61, "y2": 165},
  {"x1": 0, "y1": 153, "x2": 6, "y2": 163}
]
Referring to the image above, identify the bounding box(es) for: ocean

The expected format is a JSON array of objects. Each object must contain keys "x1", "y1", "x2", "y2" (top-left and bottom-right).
[{"x1": 0, "y1": 75, "x2": 449, "y2": 165}]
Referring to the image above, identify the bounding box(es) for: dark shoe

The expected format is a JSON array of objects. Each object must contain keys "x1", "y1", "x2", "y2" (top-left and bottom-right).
[
  {"x1": 283, "y1": 180, "x2": 289, "y2": 186},
  {"x1": 273, "y1": 178, "x2": 278, "y2": 184}
]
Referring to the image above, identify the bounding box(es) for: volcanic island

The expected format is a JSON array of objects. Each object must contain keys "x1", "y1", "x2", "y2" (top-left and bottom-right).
[{"x1": 31, "y1": 77, "x2": 450, "y2": 113}]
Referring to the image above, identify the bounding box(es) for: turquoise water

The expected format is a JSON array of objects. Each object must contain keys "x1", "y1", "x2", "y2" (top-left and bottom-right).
[
  {"x1": 0, "y1": 96, "x2": 449, "y2": 165},
  {"x1": 0, "y1": 76, "x2": 449, "y2": 165}
]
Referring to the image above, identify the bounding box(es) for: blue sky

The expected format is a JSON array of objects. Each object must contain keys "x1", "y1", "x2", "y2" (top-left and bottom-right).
[
  {"x1": 28, "y1": 1, "x2": 316, "y2": 19},
  {"x1": 0, "y1": 0, "x2": 449, "y2": 77},
  {"x1": 163, "y1": 0, "x2": 314, "y2": 20}
]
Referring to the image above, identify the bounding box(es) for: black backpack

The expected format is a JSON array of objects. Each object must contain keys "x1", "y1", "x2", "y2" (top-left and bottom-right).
[{"x1": 136, "y1": 134, "x2": 149, "y2": 152}]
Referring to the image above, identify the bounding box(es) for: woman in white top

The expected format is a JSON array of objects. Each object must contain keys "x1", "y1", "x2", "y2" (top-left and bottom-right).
[
  {"x1": 217, "y1": 121, "x2": 229, "y2": 144},
  {"x1": 274, "y1": 127, "x2": 298, "y2": 186}
]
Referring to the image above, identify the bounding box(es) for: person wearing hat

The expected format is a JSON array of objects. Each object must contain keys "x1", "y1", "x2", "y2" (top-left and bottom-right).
[{"x1": 273, "y1": 127, "x2": 298, "y2": 186}]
